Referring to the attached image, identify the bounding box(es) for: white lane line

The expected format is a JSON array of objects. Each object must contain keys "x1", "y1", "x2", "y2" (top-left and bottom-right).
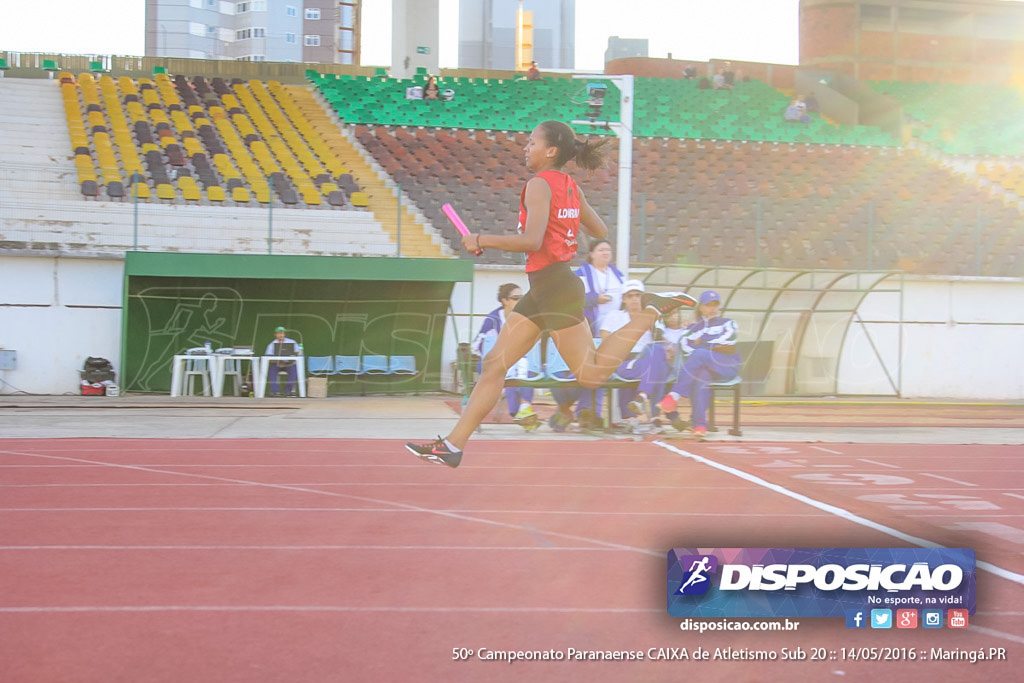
[
  {"x1": 653, "y1": 441, "x2": 1024, "y2": 587},
  {"x1": 0, "y1": 507, "x2": 828, "y2": 517},
  {"x1": 0, "y1": 545, "x2": 627, "y2": 552},
  {"x1": 858, "y1": 458, "x2": 900, "y2": 469},
  {"x1": 0, "y1": 464, "x2": 697, "y2": 471},
  {"x1": 1004, "y1": 493, "x2": 1024, "y2": 501},
  {"x1": 0, "y1": 449, "x2": 664, "y2": 557},
  {"x1": 969, "y1": 626, "x2": 1024, "y2": 645},
  {"x1": 922, "y1": 473, "x2": 978, "y2": 487},
  {"x1": 0, "y1": 482, "x2": 757, "y2": 490},
  {"x1": 0, "y1": 605, "x2": 663, "y2": 614},
  {"x1": 811, "y1": 446, "x2": 843, "y2": 455}
]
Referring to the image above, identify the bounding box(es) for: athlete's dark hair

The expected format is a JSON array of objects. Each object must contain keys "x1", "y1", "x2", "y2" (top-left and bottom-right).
[
  {"x1": 585, "y1": 238, "x2": 612, "y2": 263},
  {"x1": 497, "y1": 282, "x2": 520, "y2": 302},
  {"x1": 538, "y1": 120, "x2": 609, "y2": 171}
]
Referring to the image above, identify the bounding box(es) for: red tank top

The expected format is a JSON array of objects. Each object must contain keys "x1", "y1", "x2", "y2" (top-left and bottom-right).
[{"x1": 518, "y1": 170, "x2": 581, "y2": 273}]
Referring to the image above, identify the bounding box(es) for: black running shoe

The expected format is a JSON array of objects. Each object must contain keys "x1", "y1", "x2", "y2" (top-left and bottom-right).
[
  {"x1": 406, "y1": 436, "x2": 463, "y2": 468},
  {"x1": 641, "y1": 291, "x2": 698, "y2": 316}
]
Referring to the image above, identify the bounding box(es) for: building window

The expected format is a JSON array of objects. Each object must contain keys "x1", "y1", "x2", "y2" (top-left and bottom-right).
[
  {"x1": 304, "y1": 35, "x2": 321, "y2": 47},
  {"x1": 253, "y1": 27, "x2": 265, "y2": 37},
  {"x1": 285, "y1": 32, "x2": 297, "y2": 44},
  {"x1": 286, "y1": 5, "x2": 297, "y2": 17},
  {"x1": 305, "y1": 8, "x2": 321, "y2": 20},
  {"x1": 236, "y1": 2, "x2": 248, "y2": 14}
]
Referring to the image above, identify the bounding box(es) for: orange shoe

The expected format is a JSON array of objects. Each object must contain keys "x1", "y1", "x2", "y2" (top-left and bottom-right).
[
  {"x1": 656, "y1": 394, "x2": 678, "y2": 414},
  {"x1": 692, "y1": 426, "x2": 708, "y2": 438}
]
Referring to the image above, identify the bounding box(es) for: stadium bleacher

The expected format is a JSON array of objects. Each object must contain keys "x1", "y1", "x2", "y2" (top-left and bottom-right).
[
  {"x1": 350, "y1": 124, "x2": 1022, "y2": 276},
  {"x1": 7, "y1": 58, "x2": 1022, "y2": 276},
  {"x1": 869, "y1": 80, "x2": 1024, "y2": 155},
  {"x1": 62, "y1": 71, "x2": 371, "y2": 209}
]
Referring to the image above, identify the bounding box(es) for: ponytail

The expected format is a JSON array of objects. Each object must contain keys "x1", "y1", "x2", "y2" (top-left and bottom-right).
[{"x1": 538, "y1": 120, "x2": 609, "y2": 171}]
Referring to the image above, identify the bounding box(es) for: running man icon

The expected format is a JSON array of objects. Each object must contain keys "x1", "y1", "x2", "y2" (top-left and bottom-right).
[{"x1": 676, "y1": 554, "x2": 719, "y2": 596}]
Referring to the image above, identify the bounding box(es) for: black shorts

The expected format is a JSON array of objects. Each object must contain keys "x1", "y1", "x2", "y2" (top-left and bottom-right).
[{"x1": 513, "y1": 262, "x2": 585, "y2": 332}]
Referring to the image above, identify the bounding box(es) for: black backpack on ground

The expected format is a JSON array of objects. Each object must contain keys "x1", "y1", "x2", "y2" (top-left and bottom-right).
[{"x1": 81, "y1": 357, "x2": 116, "y2": 383}]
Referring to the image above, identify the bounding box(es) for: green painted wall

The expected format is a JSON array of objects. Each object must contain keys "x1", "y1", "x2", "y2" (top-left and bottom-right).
[{"x1": 122, "y1": 253, "x2": 471, "y2": 395}]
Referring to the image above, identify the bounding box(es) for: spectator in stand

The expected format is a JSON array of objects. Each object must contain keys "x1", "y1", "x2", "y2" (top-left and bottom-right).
[
  {"x1": 713, "y1": 69, "x2": 733, "y2": 91},
  {"x1": 471, "y1": 283, "x2": 538, "y2": 430},
  {"x1": 735, "y1": 68, "x2": 751, "y2": 83},
  {"x1": 697, "y1": 76, "x2": 712, "y2": 90},
  {"x1": 527, "y1": 61, "x2": 543, "y2": 81},
  {"x1": 722, "y1": 62, "x2": 735, "y2": 86},
  {"x1": 682, "y1": 63, "x2": 698, "y2": 80},
  {"x1": 784, "y1": 98, "x2": 811, "y2": 124},
  {"x1": 423, "y1": 76, "x2": 440, "y2": 101},
  {"x1": 804, "y1": 91, "x2": 820, "y2": 113}
]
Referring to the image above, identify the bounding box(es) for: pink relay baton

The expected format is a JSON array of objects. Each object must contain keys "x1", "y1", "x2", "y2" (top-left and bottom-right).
[{"x1": 442, "y1": 203, "x2": 483, "y2": 256}]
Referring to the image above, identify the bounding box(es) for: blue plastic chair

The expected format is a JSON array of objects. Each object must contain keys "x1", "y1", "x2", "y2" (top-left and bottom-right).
[
  {"x1": 307, "y1": 356, "x2": 334, "y2": 376},
  {"x1": 334, "y1": 356, "x2": 361, "y2": 376},
  {"x1": 360, "y1": 355, "x2": 390, "y2": 375}
]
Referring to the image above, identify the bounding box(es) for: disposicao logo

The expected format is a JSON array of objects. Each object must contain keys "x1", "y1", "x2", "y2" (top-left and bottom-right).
[{"x1": 667, "y1": 548, "x2": 976, "y2": 619}]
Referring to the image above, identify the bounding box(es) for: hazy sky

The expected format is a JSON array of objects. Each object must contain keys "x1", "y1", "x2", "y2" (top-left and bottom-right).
[{"x1": 0, "y1": 0, "x2": 810, "y2": 68}]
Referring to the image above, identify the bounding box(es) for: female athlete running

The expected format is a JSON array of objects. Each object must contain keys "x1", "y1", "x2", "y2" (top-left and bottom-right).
[{"x1": 407, "y1": 121, "x2": 695, "y2": 467}]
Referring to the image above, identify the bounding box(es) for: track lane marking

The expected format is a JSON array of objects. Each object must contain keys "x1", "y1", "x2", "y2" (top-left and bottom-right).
[{"x1": 654, "y1": 441, "x2": 1024, "y2": 587}]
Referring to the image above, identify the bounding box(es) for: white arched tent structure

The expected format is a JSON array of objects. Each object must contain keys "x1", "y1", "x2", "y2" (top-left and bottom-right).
[{"x1": 643, "y1": 264, "x2": 904, "y2": 397}]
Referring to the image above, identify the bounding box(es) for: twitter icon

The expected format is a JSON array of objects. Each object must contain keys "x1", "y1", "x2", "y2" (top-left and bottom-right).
[{"x1": 871, "y1": 609, "x2": 892, "y2": 629}]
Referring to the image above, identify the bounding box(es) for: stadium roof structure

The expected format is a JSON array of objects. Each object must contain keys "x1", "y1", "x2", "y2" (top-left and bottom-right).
[{"x1": 643, "y1": 264, "x2": 904, "y2": 397}]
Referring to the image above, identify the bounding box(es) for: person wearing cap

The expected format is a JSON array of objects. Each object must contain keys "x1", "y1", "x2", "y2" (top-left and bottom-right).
[
  {"x1": 601, "y1": 280, "x2": 676, "y2": 426},
  {"x1": 548, "y1": 280, "x2": 670, "y2": 431},
  {"x1": 264, "y1": 326, "x2": 303, "y2": 397},
  {"x1": 655, "y1": 290, "x2": 742, "y2": 437}
]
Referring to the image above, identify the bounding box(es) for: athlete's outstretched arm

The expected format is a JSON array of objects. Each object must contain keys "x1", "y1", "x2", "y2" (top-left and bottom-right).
[
  {"x1": 578, "y1": 188, "x2": 608, "y2": 239},
  {"x1": 461, "y1": 177, "x2": 551, "y2": 254}
]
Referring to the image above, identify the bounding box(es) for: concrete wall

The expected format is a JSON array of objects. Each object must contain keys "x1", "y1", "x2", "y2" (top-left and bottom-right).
[
  {"x1": 391, "y1": 0, "x2": 440, "y2": 80},
  {"x1": 0, "y1": 256, "x2": 124, "y2": 396},
  {"x1": 842, "y1": 277, "x2": 1024, "y2": 400},
  {"x1": 2, "y1": 256, "x2": 1022, "y2": 399}
]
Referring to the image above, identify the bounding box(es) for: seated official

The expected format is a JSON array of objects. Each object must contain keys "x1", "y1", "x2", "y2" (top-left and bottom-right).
[{"x1": 264, "y1": 326, "x2": 303, "y2": 397}]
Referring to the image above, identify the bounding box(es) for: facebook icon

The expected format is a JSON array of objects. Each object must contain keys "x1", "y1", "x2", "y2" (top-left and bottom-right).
[{"x1": 845, "y1": 609, "x2": 867, "y2": 629}]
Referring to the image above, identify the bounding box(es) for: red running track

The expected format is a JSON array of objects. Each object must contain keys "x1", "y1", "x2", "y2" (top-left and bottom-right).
[{"x1": 0, "y1": 438, "x2": 1021, "y2": 683}]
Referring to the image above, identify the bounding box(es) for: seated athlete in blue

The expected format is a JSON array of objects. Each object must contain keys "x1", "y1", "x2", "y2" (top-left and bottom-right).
[
  {"x1": 407, "y1": 120, "x2": 696, "y2": 467},
  {"x1": 470, "y1": 282, "x2": 538, "y2": 430},
  {"x1": 655, "y1": 290, "x2": 742, "y2": 437}
]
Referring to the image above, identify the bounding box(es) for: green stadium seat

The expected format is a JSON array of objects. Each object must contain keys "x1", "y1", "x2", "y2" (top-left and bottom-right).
[
  {"x1": 42, "y1": 58, "x2": 59, "y2": 79},
  {"x1": 89, "y1": 60, "x2": 106, "y2": 74},
  {"x1": 0, "y1": 57, "x2": 9, "y2": 77}
]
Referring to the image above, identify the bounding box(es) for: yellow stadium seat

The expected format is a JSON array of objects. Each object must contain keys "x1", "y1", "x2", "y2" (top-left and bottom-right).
[
  {"x1": 320, "y1": 182, "x2": 339, "y2": 196},
  {"x1": 156, "y1": 183, "x2": 175, "y2": 201},
  {"x1": 131, "y1": 183, "x2": 150, "y2": 200},
  {"x1": 207, "y1": 186, "x2": 226, "y2": 203},
  {"x1": 231, "y1": 187, "x2": 250, "y2": 203},
  {"x1": 349, "y1": 192, "x2": 369, "y2": 208},
  {"x1": 254, "y1": 187, "x2": 272, "y2": 204},
  {"x1": 182, "y1": 186, "x2": 201, "y2": 203},
  {"x1": 302, "y1": 188, "x2": 322, "y2": 206}
]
